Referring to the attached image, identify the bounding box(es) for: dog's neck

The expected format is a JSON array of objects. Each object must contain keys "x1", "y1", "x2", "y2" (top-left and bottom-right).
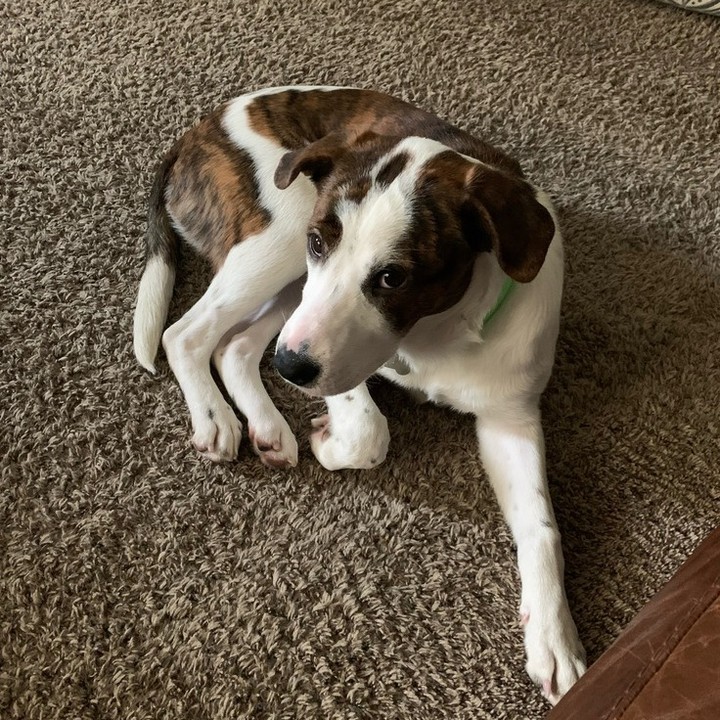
[{"x1": 394, "y1": 254, "x2": 510, "y2": 360}]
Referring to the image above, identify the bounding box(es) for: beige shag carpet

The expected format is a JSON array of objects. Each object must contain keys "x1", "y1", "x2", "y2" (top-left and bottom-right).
[{"x1": 1, "y1": 1, "x2": 719, "y2": 718}]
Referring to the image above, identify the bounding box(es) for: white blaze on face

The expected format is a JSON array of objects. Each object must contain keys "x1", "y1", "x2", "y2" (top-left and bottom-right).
[
  {"x1": 279, "y1": 184, "x2": 411, "y2": 395},
  {"x1": 278, "y1": 184, "x2": 411, "y2": 394},
  {"x1": 277, "y1": 137, "x2": 453, "y2": 395}
]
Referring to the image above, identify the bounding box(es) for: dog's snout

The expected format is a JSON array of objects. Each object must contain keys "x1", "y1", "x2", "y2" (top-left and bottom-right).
[{"x1": 273, "y1": 344, "x2": 321, "y2": 387}]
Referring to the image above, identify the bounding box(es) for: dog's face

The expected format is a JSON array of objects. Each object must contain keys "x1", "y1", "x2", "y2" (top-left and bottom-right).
[{"x1": 273, "y1": 135, "x2": 555, "y2": 397}]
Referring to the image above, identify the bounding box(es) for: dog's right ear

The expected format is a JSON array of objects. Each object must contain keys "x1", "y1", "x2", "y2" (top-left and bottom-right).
[
  {"x1": 462, "y1": 164, "x2": 555, "y2": 283},
  {"x1": 274, "y1": 133, "x2": 346, "y2": 190}
]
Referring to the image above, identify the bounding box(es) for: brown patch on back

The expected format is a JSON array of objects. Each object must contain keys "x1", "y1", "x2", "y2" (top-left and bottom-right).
[
  {"x1": 246, "y1": 88, "x2": 523, "y2": 178},
  {"x1": 247, "y1": 89, "x2": 385, "y2": 150},
  {"x1": 165, "y1": 108, "x2": 271, "y2": 271}
]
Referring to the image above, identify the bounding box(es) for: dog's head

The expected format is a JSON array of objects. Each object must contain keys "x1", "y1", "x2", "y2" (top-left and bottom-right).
[{"x1": 273, "y1": 133, "x2": 555, "y2": 396}]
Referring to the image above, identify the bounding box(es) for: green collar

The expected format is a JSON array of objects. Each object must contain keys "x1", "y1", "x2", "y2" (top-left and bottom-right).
[{"x1": 482, "y1": 276, "x2": 515, "y2": 329}]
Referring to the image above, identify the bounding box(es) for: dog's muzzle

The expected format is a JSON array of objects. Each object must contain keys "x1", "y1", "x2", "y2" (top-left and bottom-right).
[{"x1": 273, "y1": 344, "x2": 321, "y2": 387}]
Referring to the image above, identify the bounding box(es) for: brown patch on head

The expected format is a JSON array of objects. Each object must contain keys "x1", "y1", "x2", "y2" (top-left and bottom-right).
[
  {"x1": 401, "y1": 150, "x2": 554, "y2": 282},
  {"x1": 309, "y1": 208, "x2": 343, "y2": 258},
  {"x1": 375, "y1": 151, "x2": 410, "y2": 188},
  {"x1": 362, "y1": 158, "x2": 477, "y2": 334},
  {"x1": 340, "y1": 175, "x2": 371, "y2": 205},
  {"x1": 165, "y1": 109, "x2": 271, "y2": 271},
  {"x1": 283, "y1": 134, "x2": 410, "y2": 258},
  {"x1": 359, "y1": 148, "x2": 554, "y2": 334}
]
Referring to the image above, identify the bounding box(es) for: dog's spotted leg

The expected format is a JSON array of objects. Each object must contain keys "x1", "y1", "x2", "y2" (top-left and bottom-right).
[
  {"x1": 310, "y1": 383, "x2": 390, "y2": 471},
  {"x1": 476, "y1": 406, "x2": 586, "y2": 704},
  {"x1": 162, "y1": 231, "x2": 305, "y2": 462},
  {"x1": 212, "y1": 283, "x2": 301, "y2": 469}
]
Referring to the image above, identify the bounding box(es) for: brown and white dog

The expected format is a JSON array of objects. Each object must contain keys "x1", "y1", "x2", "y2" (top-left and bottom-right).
[{"x1": 133, "y1": 86, "x2": 586, "y2": 702}]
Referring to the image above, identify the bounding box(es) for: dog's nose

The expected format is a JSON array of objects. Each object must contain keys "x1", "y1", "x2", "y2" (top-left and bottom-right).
[{"x1": 273, "y1": 344, "x2": 321, "y2": 387}]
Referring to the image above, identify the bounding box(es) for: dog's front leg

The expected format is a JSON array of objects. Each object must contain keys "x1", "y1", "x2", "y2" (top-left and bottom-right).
[
  {"x1": 310, "y1": 383, "x2": 390, "y2": 471},
  {"x1": 212, "y1": 282, "x2": 302, "y2": 469},
  {"x1": 476, "y1": 407, "x2": 586, "y2": 704},
  {"x1": 162, "y1": 232, "x2": 306, "y2": 462}
]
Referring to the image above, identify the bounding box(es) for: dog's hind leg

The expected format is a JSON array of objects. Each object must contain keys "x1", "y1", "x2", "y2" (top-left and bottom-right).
[
  {"x1": 162, "y1": 230, "x2": 305, "y2": 462},
  {"x1": 212, "y1": 280, "x2": 302, "y2": 468}
]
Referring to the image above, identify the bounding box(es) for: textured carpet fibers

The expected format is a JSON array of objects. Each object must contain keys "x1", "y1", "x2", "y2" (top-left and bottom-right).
[{"x1": 1, "y1": 1, "x2": 719, "y2": 718}]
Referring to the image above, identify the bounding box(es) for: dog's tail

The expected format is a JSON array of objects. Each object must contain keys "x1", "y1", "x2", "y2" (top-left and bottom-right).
[{"x1": 133, "y1": 148, "x2": 181, "y2": 374}]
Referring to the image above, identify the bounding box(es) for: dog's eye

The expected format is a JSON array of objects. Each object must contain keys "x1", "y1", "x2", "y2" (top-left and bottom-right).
[
  {"x1": 376, "y1": 266, "x2": 408, "y2": 290},
  {"x1": 307, "y1": 231, "x2": 324, "y2": 259}
]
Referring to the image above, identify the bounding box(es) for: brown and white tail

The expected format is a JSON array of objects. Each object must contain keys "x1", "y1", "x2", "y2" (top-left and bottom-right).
[{"x1": 133, "y1": 150, "x2": 181, "y2": 374}]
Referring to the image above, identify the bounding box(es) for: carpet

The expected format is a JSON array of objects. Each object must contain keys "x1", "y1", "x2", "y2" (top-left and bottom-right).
[{"x1": 1, "y1": 1, "x2": 719, "y2": 718}]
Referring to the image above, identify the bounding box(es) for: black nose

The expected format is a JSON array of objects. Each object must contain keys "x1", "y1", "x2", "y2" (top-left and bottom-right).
[{"x1": 273, "y1": 344, "x2": 321, "y2": 387}]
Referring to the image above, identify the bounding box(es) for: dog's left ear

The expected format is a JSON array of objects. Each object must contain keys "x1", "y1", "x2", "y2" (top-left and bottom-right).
[
  {"x1": 461, "y1": 166, "x2": 555, "y2": 283},
  {"x1": 274, "y1": 133, "x2": 346, "y2": 190}
]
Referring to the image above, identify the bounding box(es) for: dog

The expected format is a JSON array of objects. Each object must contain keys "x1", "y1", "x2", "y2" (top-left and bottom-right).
[{"x1": 133, "y1": 85, "x2": 586, "y2": 703}]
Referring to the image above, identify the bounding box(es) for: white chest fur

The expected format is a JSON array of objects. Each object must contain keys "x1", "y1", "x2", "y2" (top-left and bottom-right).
[{"x1": 380, "y1": 223, "x2": 564, "y2": 416}]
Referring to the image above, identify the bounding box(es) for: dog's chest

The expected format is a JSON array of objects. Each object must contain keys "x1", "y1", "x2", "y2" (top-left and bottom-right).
[{"x1": 380, "y1": 342, "x2": 513, "y2": 415}]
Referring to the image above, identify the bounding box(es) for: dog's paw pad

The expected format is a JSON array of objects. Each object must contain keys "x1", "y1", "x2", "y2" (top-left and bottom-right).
[
  {"x1": 191, "y1": 403, "x2": 242, "y2": 462},
  {"x1": 248, "y1": 416, "x2": 298, "y2": 469},
  {"x1": 310, "y1": 414, "x2": 331, "y2": 442}
]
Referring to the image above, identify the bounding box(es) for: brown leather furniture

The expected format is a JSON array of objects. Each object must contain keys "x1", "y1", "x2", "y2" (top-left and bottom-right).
[{"x1": 549, "y1": 525, "x2": 720, "y2": 720}]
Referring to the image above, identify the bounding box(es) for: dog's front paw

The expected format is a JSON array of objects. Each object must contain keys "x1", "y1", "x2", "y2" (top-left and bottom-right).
[
  {"x1": 310, "y1": 412, "x2": 389, "y2": 471},
  {"x1": 523, "y1": 605, "x2": 586, "y2": 705},
  {"x1": 191, "y1": 402, "x2": 242, "y2": 462},
  {"x1": 248, "y1": 413, "x2": 298, "y2": 469}
]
